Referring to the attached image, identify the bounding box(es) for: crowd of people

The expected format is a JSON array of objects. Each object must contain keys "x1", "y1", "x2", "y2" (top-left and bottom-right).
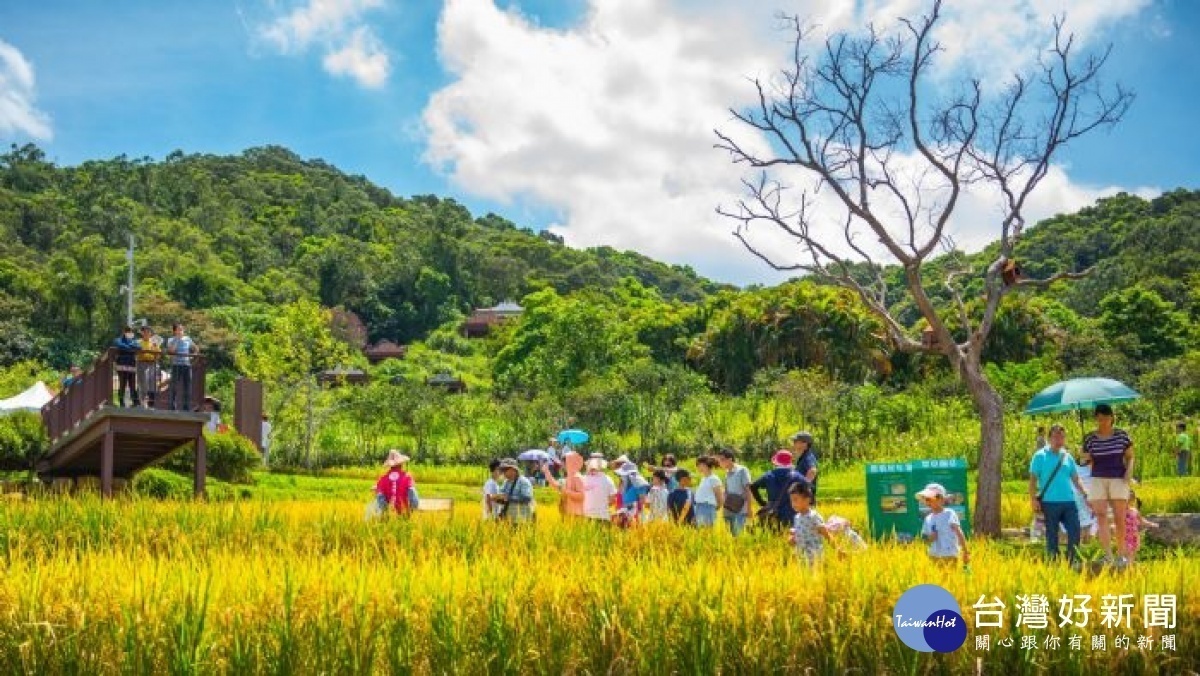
[
  {"x1": 370, "y1": 404, "x2": 1177, "y2": 570},
  {"x1": 60, "y1": 322, "x2": 200, "y2": 412},
  {"x1": 371, "y1": 431, "x2": 877, "y2": 565}
]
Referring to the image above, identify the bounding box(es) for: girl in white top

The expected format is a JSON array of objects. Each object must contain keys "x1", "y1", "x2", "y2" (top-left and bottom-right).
[{"x1": 692, "y1": 456, "x2": 724, "y2": 528}]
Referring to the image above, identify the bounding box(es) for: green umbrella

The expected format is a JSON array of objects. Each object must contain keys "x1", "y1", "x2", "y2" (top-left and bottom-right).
[{"x1": 1023, "y1": 377, "x2": 1141, "y2": 416}]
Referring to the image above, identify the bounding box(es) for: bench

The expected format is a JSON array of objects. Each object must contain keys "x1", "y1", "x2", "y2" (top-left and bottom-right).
[{"x1": 416, "y1": 497, "x2": 454, "y2": 516}]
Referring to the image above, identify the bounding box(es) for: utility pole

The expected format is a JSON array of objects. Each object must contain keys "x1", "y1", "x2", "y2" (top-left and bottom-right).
[{"x1": 124, "y1": 233, "x2": 134, "y2": 327}]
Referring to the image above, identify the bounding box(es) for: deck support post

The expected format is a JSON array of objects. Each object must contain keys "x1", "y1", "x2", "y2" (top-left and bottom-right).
[
  {"x1": 194, "y1": 432, "x2": 206, "y2": 499},
  {"x1": 100, "y1": 426, "x2": 114, "y2": 498}
]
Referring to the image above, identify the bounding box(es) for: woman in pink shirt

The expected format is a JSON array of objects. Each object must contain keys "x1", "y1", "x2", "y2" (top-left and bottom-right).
[{"x1": 376, "y1": 449, "x2": 416, "y2": 515}]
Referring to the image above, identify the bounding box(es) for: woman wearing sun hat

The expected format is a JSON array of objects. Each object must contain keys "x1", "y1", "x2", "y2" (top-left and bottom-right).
[
  {"x1": 582, "y1": 456, "x2": 617, "y2": 522},
  {"x1": 492, "y1": 458, "x2": 535, "y2": 524},
  {"x1": 375, "y1": 449, "x2": 418, "y2": 515}
]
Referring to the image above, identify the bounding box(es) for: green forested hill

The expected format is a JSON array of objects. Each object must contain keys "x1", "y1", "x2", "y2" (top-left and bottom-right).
[
  {"x1": 0, "y1": 144, "x2": 722, "y2": 366},
  {"x1": 1, "y1": 144, "x2": 1198, "y2": 469},
  {"x1": 0, "y1": 143, "x2": 1197, "y2": 404}
]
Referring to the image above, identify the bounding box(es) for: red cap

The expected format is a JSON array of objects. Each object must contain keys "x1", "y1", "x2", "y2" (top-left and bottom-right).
[{"x1": 771, "y1": 450, "x2": 794, "y2": 467}]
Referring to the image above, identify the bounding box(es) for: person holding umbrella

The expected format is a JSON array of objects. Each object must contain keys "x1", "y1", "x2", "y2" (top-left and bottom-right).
[{"x1": 1081, "y1": 404, "x2": 1135, "y2": 567}]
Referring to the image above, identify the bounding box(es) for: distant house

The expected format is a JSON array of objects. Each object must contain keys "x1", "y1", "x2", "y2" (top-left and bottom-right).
[
  {"x1": 317, "y1": 366, "x2": 370, "y2": 387},
  {"x1": 462, "y1": 301, "x2": 524, "y2": 338},
  {"x1": 426, "y1": 371, "x2": 467, "y2": 394},
  {"x1": 363, "y1": 340, "x2": 408, "y2": 364}
]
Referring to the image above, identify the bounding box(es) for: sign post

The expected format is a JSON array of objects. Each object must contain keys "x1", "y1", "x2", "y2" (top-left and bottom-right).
[{"x1": 866, "y1": 458, "x2": 971, "y2": 540}]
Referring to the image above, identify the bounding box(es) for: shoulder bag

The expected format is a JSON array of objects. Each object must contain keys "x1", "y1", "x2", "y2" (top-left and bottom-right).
[{"x1": 1033, "y1": 452, "x2": 1066, "y2": 512}]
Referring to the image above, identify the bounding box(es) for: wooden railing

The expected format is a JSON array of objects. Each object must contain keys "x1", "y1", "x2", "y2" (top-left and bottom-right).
[{"x1": 41, "y1": 347, "x2": 208, "y2": 444}]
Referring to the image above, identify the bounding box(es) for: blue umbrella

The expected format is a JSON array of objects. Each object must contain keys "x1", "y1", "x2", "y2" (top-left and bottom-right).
[
  {"x1": 1023, "y1": 377, "x2": 1141, "y2": 416},
  {"x1": 557, "y1": 429, "x2": 589, "y2": 445}
]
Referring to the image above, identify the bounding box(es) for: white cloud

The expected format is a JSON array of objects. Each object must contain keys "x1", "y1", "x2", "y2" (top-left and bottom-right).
[
  {"x1": 0, "y1": 39, "x2": 52, "y2": 140},
  {"x1": 423, "y1": 0, "x2": 1156, "y2": 285},
  {"x1": 322, "y1": 27, "x2": 389, "y2": 89},
  {"x1": 858, "y1": 0, "x2": 1152, "y2": 83},
  {"x1": 258, "y1": 0, "x2": 390, "y2": 89}
]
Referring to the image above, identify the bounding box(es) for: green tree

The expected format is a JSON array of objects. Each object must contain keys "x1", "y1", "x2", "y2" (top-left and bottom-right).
[
  {"x1": 1099, "y1": 286, "x2": 1189, "y2": 362},
  {"x1": 237, "y1": 300, "x2": 353, "y2": 468}
]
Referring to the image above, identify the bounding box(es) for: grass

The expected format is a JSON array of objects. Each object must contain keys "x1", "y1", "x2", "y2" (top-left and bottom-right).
[{"x1": 0, "y1": 469, "x2": 1197, "y2": 673}]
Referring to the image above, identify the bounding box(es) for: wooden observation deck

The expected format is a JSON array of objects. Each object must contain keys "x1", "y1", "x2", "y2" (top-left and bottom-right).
[{"x1": 38, "y1": 348, "x2": 210, "y2": 497}]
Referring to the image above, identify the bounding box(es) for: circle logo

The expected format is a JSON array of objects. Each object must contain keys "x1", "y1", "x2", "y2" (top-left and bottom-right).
[{"x1": 892, "y1": 584, "x2": 967, "y2": 653}]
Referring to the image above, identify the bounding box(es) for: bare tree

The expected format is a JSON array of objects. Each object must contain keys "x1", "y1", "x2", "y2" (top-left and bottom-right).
[{"x1": 715, "y1": 0, "x2": 1131, "y2": 536}]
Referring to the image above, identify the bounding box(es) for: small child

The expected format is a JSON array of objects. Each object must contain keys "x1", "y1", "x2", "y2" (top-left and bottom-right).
[
  {"x1": 788, "y1": 482, "x2": 832, "y2": 566},
  {"x1": 483, "y1": 459, "x2": 502, "y2": 520},
  {"x1": 1124, "y1": 492, "x2": 1159, "y2": 562},
  {"x1": 824, "y1": 516, "x2": 868, "y2": 551},
  {"x1": 644, "y1": 470, "x2": 671, "y2": 523},
  {"x1": 1074, "y1": 462, "x2": 1097, "y2": 542},
  {"x1": 667, "y1": 469, "x2": 694, "y2": 526},
  {"x1": 916, "y1": 483, "x2": 969, "y2": 565}
]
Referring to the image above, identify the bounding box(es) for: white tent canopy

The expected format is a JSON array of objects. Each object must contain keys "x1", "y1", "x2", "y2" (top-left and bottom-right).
[{"x1": 0, "y1": 381, "x2": 53, "y2": 415}]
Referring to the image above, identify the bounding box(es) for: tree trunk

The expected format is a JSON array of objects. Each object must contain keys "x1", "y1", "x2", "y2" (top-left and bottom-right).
[{"x1": 961, "y1": 356, "x2": 1004, "y2": 537}]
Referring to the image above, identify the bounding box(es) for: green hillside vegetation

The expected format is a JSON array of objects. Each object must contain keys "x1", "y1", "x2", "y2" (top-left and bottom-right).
[{"x1": 1, "y1": 144, "x2": 1197, "y2": 474}]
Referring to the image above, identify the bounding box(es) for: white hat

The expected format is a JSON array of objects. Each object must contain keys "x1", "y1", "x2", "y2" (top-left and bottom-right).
[
  {"x1": 825, "y1": 516, "x2": 850, "y2": 533},
  {"x1": 384, "y1": 449, "x2": 410, "y2": 467},
  {"x1": 586, "y1": 457, "x2": 607, "y2": 472},
  {"x1": 915, "y1": 483, "x2": 946, "y2": 500},
  {"x1": 610, "y1": 454, "x2": 632, "y2": 468},
  {"x1": 615, "y1": 462, "x2": 640, "y2": 477}
]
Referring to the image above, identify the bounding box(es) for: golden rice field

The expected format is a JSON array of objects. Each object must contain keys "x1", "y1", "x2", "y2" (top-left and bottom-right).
[{"x1": 0, "y1": 489, "x2": 1197, "y2": 675}]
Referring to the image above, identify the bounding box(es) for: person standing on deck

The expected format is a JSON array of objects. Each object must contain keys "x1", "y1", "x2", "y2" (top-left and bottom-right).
[
  {"x1": 166, "y1": 323, "x2": 199, "y2": 411},
  {"x1": 113, "y1": 325, "x2": 140, "y2": 407},
  {"x1": 136, "y1": 323, "x2": 162, "y2": 408}
]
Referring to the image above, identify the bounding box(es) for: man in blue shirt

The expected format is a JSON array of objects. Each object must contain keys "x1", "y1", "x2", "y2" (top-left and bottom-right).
[
  {"x1": 166, "y1": 323, "x2": 199, "y2": 411},
  {"x1": 1029, "y1": 424, "x2": 1090, "y2": 564}
]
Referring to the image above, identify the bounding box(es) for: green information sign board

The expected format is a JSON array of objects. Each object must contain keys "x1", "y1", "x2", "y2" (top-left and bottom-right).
[{"x1": 865, "y1": 458, "x2": 971, "y2": 541}]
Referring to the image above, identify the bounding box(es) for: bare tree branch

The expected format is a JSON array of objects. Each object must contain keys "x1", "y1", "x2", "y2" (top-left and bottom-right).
[
  {"x1": 715, "y1": 0, "x2": 1129, "y2": 374},
  {"x1": 1011, "y1": 266, "x2": 1095, "y2": 290}
]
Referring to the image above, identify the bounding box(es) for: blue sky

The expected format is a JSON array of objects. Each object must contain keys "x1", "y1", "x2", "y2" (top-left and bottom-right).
[{"x1": 0, "y1": 0, "x2": 1196, "y2": 284}]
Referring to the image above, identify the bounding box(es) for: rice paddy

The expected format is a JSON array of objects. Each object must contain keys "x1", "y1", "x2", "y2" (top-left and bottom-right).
[{"x1": 0, "y1": 468, "x2": 1196, "y2": 674}]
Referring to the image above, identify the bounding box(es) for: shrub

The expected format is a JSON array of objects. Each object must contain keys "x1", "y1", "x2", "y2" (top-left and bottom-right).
[
  {"x1": 0, "y1": 412, "x2": 48, "y2": 473},
  {"x1": 131, "y1": 468, "x2": 191, "y2": 499},
  {"x1": 131, "y1": 467, "x2": 240, "y2": 501},
  {"x1": 163, "y1": 430, "x2": 261, "y2": 484}
]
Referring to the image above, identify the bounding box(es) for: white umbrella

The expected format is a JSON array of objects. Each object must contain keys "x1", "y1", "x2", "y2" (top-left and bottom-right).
[{"x1": 517, "y1": 449, "x2": 550, "y2": 463}]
